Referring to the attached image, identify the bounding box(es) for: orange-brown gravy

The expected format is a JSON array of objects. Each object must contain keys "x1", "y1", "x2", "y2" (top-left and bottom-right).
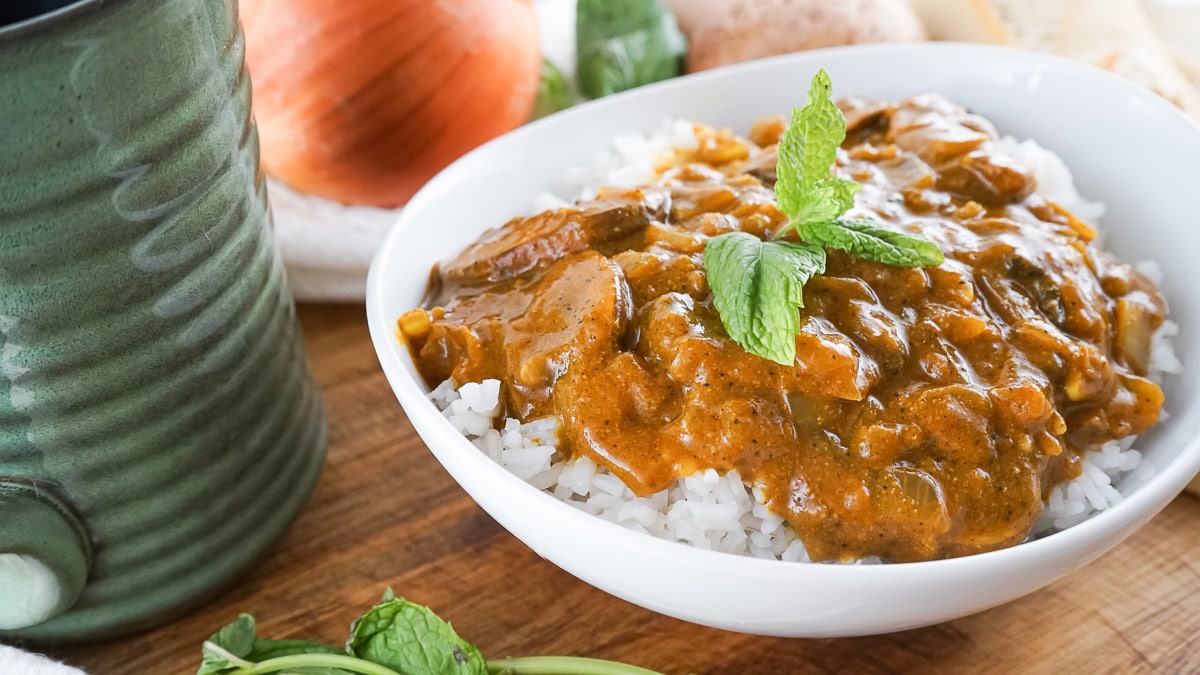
[{"x1": 401, "y1": 94, "x2": 1165, "y2": 562}]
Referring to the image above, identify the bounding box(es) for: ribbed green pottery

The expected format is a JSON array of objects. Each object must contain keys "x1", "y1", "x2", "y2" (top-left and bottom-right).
[{"x1": 0, "y1": 0, "x2": 328, "y2": 640}]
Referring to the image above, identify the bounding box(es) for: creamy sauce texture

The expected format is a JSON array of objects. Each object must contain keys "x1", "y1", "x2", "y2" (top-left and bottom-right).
[{"x1": 401, "y1": 95, "x2": 1165, "y2": 562}]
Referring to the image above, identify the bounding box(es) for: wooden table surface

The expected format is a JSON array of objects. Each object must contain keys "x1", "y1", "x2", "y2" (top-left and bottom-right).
[{"x1": 57, "y1": 303, "x2": 1200, "y2": 675}]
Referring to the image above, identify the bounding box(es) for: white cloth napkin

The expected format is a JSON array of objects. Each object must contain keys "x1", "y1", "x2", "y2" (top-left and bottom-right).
[
  {"x1": 0, "y1": 645, "x2": 85, "y2": 675},
  {"x1": 270, "y1": 178, "x2": 397, "y2": 302}
]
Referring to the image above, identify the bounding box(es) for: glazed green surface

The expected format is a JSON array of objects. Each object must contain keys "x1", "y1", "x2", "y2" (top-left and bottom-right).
[{"x1": 0, "y1": 0, "x2": 327, "y2": 640}]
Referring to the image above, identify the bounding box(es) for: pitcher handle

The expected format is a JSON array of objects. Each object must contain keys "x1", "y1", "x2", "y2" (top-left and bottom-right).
[{"x1": 0, "y1": 479, "x2": 92, "y2": 631}]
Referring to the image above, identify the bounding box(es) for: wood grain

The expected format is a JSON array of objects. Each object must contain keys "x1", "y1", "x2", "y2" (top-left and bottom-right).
[{"x1": 50, "y1": 303, "x2": 1200, "y2": 675}]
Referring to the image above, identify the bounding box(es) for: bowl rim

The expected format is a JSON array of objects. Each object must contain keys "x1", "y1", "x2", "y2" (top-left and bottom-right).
[{"x1": 366, "y1": 42, "x2": 1200, "y2": 579}]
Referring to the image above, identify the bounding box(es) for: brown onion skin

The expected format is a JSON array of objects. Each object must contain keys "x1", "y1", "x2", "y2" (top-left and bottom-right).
[{"x1": 241, "y1": 0, "x2": 541, "y2": 207}]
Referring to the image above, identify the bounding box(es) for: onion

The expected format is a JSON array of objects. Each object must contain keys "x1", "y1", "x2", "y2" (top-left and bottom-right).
[{"x1": 240, "y1": 0, "x2": 541, "y2": 207}]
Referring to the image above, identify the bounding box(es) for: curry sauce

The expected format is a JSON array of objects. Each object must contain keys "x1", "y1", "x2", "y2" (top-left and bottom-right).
[{"x1": 400, "y1": 95, "x2": 1166, "y2": 563}]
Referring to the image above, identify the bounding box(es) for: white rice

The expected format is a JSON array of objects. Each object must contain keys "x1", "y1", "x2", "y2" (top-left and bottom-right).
[
  {"x1": 432, "y1": 121, "x2": 1181, "y2": 562},
  {"x1": 998, "y1": 136, "x2": 1106, "y2": 224},
  {"x1": 431, "y1": 379, "x2": 811, "y2": 561}
]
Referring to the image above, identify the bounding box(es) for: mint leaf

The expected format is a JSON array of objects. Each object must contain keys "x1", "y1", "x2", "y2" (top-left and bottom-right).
[
  {"x1": 198, "y1": 615, "x2": 360, "y2": 675},
  {"x1": 792, "y1": 178, "x2": 860, "y2": 225},
  {"x1": 211, "y1": 614, "x2": 257, "y2": 658},
  {"x1": 247, "y1": 640, "x2": 353, "y2": 675},
  {"x1": 199, "y1": 615, "x2": 257, "y2": 674},
  {"x1": 703, "y1": 232, "x2": 826, "y2": 365},
  {"x1": 197, "y1": 648, "x2": 244, "y2": 675},
  {"x1": 248, "y1": 639, "x2": 339, "y2": 660},
  {"x1": 797, "y1": 219, "x2": 945, "y2": 267},
  {"x1": 346, "y1": 597, "x2": 487, "y2": 675},
  {"x1": 775, "y1": 69, "x2": 850, "y2": 221},
  {"x1": 576, "y1": 0, "x2": 687, "y2": 99}
]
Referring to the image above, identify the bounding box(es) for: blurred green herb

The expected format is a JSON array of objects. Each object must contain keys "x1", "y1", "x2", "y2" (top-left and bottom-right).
[
  {"x1": 198, "y1": 590, "x2": 663, "y2": 675},
  {"x1": 532, "y1": 59, "x2": 579, "y2": 120},
  {"x1": 702, "y1": 70, "x2": 944, "y2": 365},
  {"x1": 575, "y1": 0, "x2": 687, "y2": 99}
]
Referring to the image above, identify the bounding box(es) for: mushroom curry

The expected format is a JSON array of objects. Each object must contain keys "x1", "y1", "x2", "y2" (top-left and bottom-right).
[{"x1": 399, "y1": 94, "x2": 1165, "y2": 563}]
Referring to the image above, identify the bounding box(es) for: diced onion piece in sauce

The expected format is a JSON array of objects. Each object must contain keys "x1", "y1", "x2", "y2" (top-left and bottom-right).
[
  {"x1": 1115, "y1": 296, "x2": 1158, "y2": 374},
  {"x1": 1048, "y1": 201, "x2": 1097, "y2": 242},
  {"x1": 399, "y1": 309, "x2": 432, "y2": 341}
]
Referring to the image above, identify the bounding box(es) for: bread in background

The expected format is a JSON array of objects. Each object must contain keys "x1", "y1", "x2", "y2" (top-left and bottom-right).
[
  {"x1": 1139, "y1": 0, "x2": 1200, "y2": 90},
  {"x1": 1167, "y1": 46, "x2": 1200, "y2": 91},
  {"x1": 907, "y1": 0, "x2": 1200, "y2": 119},
  {"x1": 665, "y1": 0, "x2": 925, "y2": 73}
]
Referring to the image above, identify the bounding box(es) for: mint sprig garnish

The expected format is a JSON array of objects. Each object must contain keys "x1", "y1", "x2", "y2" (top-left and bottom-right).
[{"x1": 702, "y1": 69, "x2": 944, "y2": 365}]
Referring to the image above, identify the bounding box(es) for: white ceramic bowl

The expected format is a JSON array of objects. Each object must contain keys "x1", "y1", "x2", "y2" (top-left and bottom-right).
[{"x1": 367, "y1": 43, "x2": 1200, "y2": 637}]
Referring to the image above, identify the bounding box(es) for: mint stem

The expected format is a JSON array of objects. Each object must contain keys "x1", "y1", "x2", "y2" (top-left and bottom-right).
[
  {"x1": 246, "y1": 653, "x2": 402, "y2": 675},
  {"x1": 487, "y1": 656, "x2": 666, "y2": 675},
  {"x1": 770, "y1": 221, "x2": 798, "y2": 242}
]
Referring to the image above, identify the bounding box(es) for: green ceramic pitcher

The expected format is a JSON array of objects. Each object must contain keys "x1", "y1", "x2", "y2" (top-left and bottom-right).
[{"x1": 0, "y1": 0, "x2": 328, "y2": 640}]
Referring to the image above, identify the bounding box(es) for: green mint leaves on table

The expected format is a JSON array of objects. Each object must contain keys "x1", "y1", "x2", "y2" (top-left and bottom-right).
[
  {"x1": 346, "y1": 589, "x2": 486, "y2": 674},
  {"x1": 198, "y1": 590, "x2": 663, "y2": 675},
  {"x1": 576, "y1": 0, "x2": 687, "y2": 99},
  {"x1": 702, "y1": 69, "x2": 945, "y2": 365},
  {"x1": 199, "y1": 613, "x2": 355, "y2": 675}
]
